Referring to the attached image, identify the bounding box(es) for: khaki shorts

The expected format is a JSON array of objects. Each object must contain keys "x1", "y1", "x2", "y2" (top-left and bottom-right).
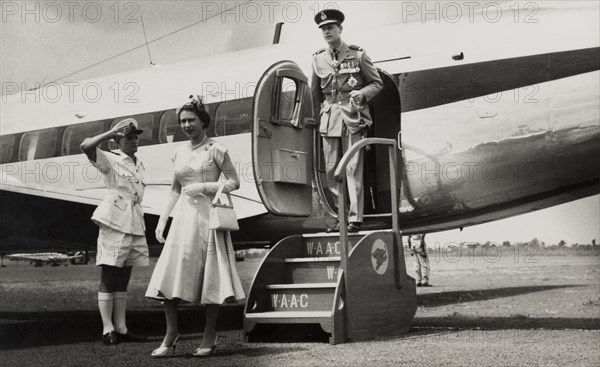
[{"x1": 96, "y1": 224, "x2": 149, "y2": 267}]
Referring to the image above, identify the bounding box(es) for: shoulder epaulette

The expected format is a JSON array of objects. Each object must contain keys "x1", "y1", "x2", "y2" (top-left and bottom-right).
[
  {"x1": 349, "y1": 45, "x2": 363, "y2": 51},
  {"x1": 313, "y1": 48, "x2": 326, "y2": 55}
]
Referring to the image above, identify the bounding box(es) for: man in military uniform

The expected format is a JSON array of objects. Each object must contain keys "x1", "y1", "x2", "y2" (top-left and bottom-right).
[
  {"x1": 80, "y1": 118, "x2": 149, "y2": 344},
  {"x1": 311, "y1": 9, "x2": 383, "y2": 232},
  {"x1": 408, "y1": 234, "x2": 431, "y2": 287}
]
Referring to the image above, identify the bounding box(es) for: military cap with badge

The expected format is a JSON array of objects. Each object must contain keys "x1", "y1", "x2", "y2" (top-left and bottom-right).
[
  {"x1": 114, "y1": 118, "x2": 144, "y2": 137},
  {"x1": 314, "y1": 9, "x2": 345, "y2": 28}
]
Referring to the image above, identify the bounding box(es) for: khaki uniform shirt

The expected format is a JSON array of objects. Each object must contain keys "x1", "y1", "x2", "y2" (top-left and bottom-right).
[
  {"x1": 311, "y1": 41, "x2": 383, "y2": 137},
  {"x1": 409, "y1": 234, "x2": 427, "y2": 256},
  {"x1": 90, "y1": 148, "x2": 146, "y2": 235}
]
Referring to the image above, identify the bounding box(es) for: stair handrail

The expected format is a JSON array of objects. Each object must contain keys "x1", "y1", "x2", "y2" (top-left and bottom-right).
[{"x1": 333, "y1": 137, "x2": 402, "y2": 289}]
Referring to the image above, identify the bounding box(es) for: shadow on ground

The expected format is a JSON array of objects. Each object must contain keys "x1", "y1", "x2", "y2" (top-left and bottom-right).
[
  {"x1": 417, "y1": 284, "x2": 584, "y2": 307},
  {"x1": 1, "y1": 284, "x2": 595, "y2": 350},
  {"x1": 0, "y1": 305, "x2": 243, "y2": 350}
]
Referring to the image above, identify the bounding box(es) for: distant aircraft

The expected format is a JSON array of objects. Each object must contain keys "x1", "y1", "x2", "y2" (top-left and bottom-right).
[
  {"x1": 0, "y1": 3, "x2": 598, "y2": 253},
  {"x1": 6, "y1": 252, "x2": 86, "y2": 267}
]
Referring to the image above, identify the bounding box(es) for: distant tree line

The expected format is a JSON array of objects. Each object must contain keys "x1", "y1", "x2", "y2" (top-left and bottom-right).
[{"x1": 418, "y1": 237, "x2": 599, "y2": 257}]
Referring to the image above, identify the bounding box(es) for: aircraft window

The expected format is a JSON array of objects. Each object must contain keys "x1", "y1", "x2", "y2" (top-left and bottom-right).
[
  {"x1": 214, "y1": 98, "x2": 252, "y2": 136},
  {"x1": 108, "y1": 114, "x2": 154, "y2": 150},
  {"x1": 279, "y1": 78, "x2": 297, "y2": 121},
  {"x1": 0, "y1": 135, "x2": 16, "y2": 163},
  {"x1": 62, "y1": 120, "x2": 105, "y2": 156},
  {"x1": 19, "y1": 128, "x2": 58, "y2": 161},
  {"x1": 159, "y1": 109, "x2": 188, "y2": 143}
]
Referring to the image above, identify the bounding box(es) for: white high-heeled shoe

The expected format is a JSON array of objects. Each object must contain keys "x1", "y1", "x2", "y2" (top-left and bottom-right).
[
  {"x1": 193, "y1": 335, "x2": 218, "y2": 357},
  {"x1": 151, "y1": 335, "x2": 180, "y2": 358}
]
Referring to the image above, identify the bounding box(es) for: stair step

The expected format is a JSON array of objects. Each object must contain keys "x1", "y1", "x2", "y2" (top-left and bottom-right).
[
  {"x1": 303, "y1": 233, "x2": 365, "y2": 238},
  {"x1": 266, "y1": 284, "x2": 336, "y2": 312},
  {"x1": 246, "y1": 311, "x2": 332, "y2": 319},
  {"x1": 285, "y1": 256, "x2": 341, "y2": 262},
  {"x1": 266, "y1": 283, "x2": 336, "y2": 289},
  {"x1": 285, "y1": 259, "x2": 341, "y2": 283}
]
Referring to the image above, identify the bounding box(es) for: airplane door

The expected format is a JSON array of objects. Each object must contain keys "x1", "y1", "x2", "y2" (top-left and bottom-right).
[{"x1": 252, "y1": 61, "x2": 315, "y2": 216}]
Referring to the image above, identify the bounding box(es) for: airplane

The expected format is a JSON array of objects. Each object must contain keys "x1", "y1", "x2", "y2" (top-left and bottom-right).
[
  {"x1": 1, "y1": 3, "x2": 599, "y2": 255},
  {"x1": 6, "y1": 251, "x2": 86, "y2": 267}
]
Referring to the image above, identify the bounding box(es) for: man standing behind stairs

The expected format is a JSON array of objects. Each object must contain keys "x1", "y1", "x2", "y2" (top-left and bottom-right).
[
  {"x1": 311, "y1": 9, "x2": 383, "y2": 233},
  {"x1": 408, "y1": 234, "x2": 431, "y2": 287}
]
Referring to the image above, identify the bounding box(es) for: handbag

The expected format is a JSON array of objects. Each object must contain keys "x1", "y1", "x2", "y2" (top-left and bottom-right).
[{"x1": 209, "y1": 183, "x2": 239, "y2": 231}]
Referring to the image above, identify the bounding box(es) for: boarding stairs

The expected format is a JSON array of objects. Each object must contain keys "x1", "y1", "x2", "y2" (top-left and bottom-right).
[{"x1": 243, "y1": 139, "x2": 417, "y2": 344}]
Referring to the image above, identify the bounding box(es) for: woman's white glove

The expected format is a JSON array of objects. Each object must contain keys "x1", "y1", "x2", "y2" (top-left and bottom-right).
[
  {"x1": 155, "y1": 191, "x2": 180, "y2": 244},
  {"x1": 182, "y1": 183, "x2": 207, "y2": 197}
]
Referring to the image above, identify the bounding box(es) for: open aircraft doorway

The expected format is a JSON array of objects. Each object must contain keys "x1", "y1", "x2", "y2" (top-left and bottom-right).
[{"x1": 314, "y1": 70, "x2": 402, "y2": 222}]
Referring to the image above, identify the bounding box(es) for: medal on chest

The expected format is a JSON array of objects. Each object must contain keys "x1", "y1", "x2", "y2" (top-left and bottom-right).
[
  {"x1": 338, "y1": 59, "x2": 360, "y2": 75},
  {"x1": 348, "y1": 75, "x2": 358, "y2": 88}
]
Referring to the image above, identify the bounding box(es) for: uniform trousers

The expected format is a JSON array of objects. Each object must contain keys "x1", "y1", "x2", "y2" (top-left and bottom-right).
[
  {"x1": 322, "y1": 125, "x2": 366, "y2": 223},
  {"x1": 413, "y1": 253, "x2": 430, "y2": 284}
]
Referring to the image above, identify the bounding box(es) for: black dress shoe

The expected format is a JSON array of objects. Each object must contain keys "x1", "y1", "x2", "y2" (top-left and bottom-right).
[
  {"x1": 326, "y1": 222, "x2": 340, "y2": 233},
  {"x1": 102, "y1": 331, "x2": 120, "y2": 345},
  {"x1": 348, "y1": 222, "x2": 361, "y2": 233},
  {"x1": 117, "y1": 330, "x2": 148, "y2": 342}
]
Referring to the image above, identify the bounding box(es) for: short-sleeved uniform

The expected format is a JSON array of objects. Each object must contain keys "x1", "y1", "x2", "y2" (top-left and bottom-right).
[
  {"x1": 145, "y1": 139, "x2": 244, "y2": 304},
  {"x1": 90, "y1": 148, "x2": 149, "y2": 267},
  {"x1": 311, "y1": 41, "x2": 383, "y2": 223}
]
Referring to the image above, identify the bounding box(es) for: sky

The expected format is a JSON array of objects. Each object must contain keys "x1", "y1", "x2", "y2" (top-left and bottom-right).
[{"x1": 1, "y1": 0, "x2": 598, "y2": 245}]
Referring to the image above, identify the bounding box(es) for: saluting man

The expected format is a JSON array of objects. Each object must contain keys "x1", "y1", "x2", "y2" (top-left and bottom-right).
[
  {"x1": 80, "y1": 118, "x2": 149, "y2": 345},
  {"x1": 311, "y1": 9, "x2": 383, "y2": 233}
]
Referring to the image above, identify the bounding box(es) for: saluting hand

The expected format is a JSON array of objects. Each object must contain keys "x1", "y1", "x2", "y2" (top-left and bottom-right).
[{"x1": 110, "y1": 125, "x2": 127, "y2": 139}]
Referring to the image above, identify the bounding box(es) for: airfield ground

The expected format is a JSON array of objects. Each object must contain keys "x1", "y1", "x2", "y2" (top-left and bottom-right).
[{"x1": 1, "y1": 251, "x2": 598, "y2": 366}]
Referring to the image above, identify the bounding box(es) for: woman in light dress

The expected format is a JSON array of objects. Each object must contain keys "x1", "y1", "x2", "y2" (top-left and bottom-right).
[{"x1": 145, "y1": 96, "x2": 245, "y2": 357}]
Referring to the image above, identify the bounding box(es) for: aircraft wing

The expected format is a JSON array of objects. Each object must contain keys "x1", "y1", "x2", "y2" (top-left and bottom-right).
[
  {"x1": 1, "y1": 176, "x2": 268, "y2": 220},
  {"x1": 7, "y1": 252, "x2": 67, "y2": 263},
  {"x1": 6, "y1": 254, "x2": 40, "y2": 262}
]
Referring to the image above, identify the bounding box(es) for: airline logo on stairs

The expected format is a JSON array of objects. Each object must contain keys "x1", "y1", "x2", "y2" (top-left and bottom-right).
[{"x1": 371, "y1": 239, "x2": 389, "y2": 275}]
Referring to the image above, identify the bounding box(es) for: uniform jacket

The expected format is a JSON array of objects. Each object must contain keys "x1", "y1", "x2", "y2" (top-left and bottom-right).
[
  {"x1": 311, "y1": 41, "x2": 383, "y2": 137},
  {"x1": 90, "y1": 148, "x2": 146, "y2": 235}
]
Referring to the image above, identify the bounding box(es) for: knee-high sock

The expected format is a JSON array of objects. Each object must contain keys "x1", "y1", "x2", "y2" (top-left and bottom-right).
[
  {"x1": 113, "y1": 292, "x2": 128, "y2": 334},
  {"x1": 98, "y1": 292, "x2": 115, "y2": 335},
  {"x1": 201, "y1": 304, "x2": 219, "y2": 347}
]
